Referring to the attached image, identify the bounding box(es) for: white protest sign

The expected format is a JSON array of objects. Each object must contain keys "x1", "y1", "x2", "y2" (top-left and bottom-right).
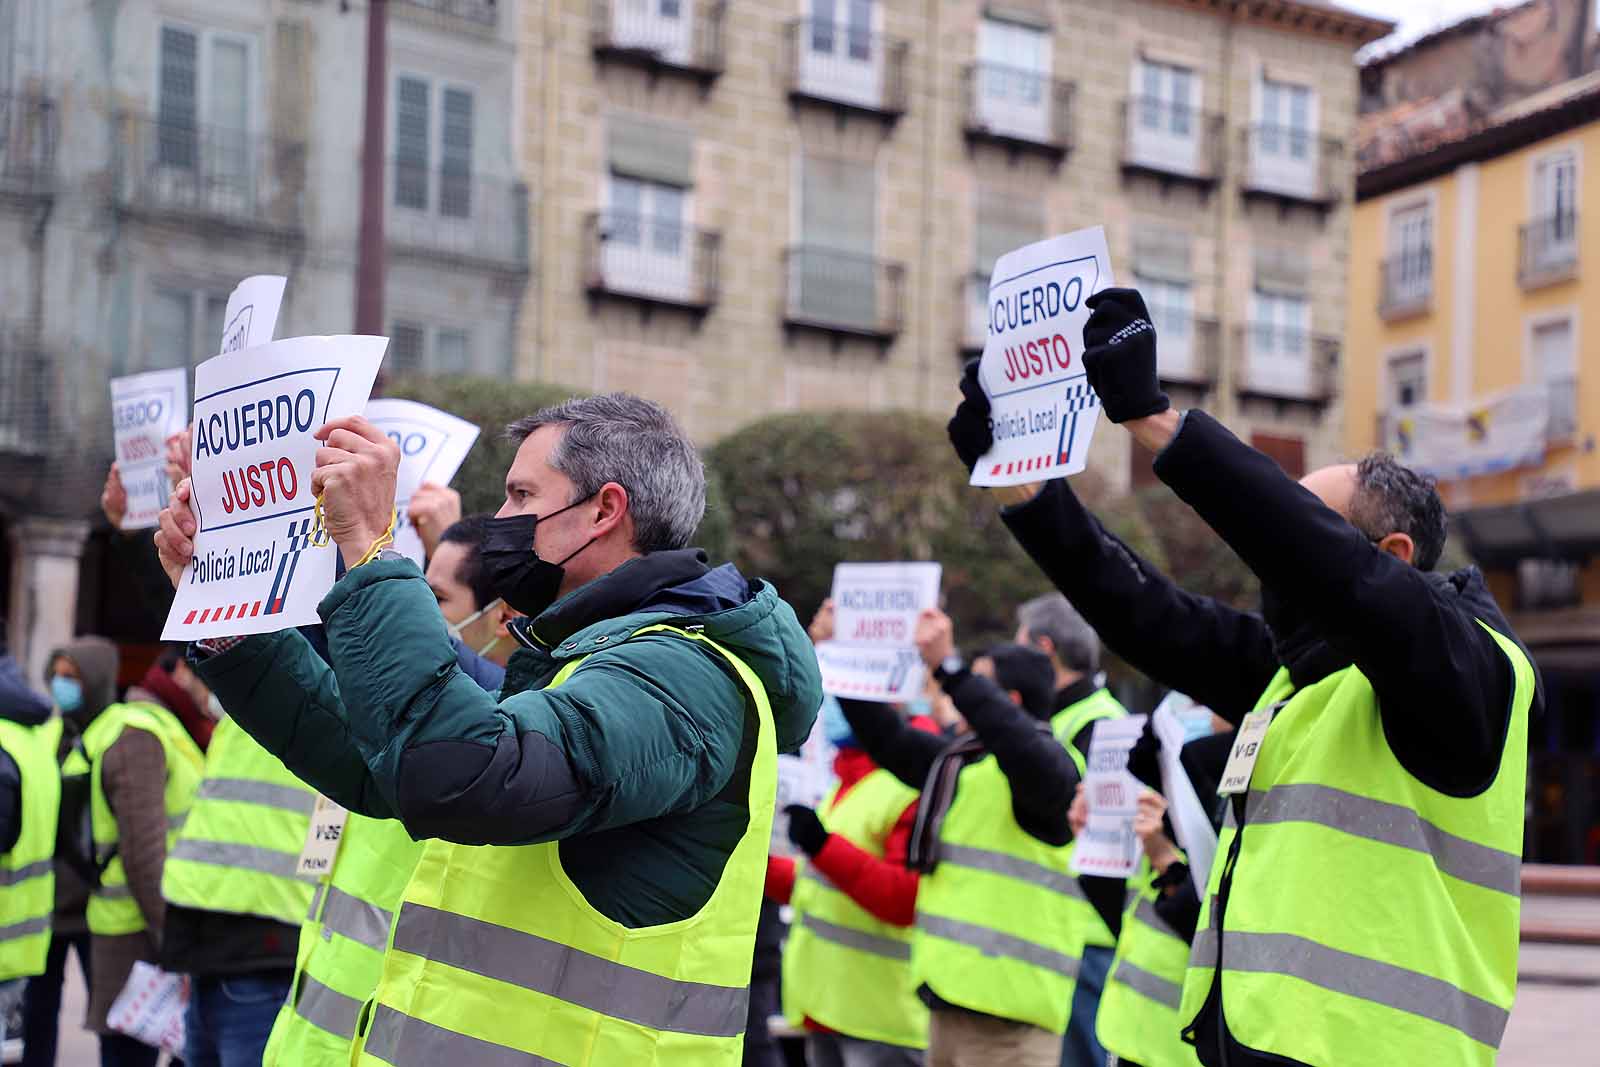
[
  {"x1": 816, "y1": 562, "x2": 941, "y2": 703},
  {"x1": 970, "y1": 226, "x2": 1115, "y2": 488},
  {"x1": 771, "y1": 709, "x2": 837, "y2": 858},
  {"x1": 219, "y1": 275, "x2": 286, "y2": 355},
  {"x1": 364, "y1": 399, "x2": 481, "y2": 565},
  {"x1": 106, "y1": 962, "x2": 187, "y2": 1056},
  {"x1": 1071, "y1": 714, "x2": 1149, "y2": 878},
  {"x1": 109, "y1": 368, "x2": 188, "y2": 530},
  {"x1": 1151, "y1": 693, "x2": 1219, "y2": 899},
  {"x1": 162, "y1": 335, "x2": 386, "y2": 640}
]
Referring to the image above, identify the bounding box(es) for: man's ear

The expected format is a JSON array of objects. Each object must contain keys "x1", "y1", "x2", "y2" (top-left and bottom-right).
[
  {"x1": 591, "y1": 482, "x2": 631, "y2": 539},
  {"x1": 495, "y1": 602, "x2": 521, "y2": 636},
  {"x1": 1034, "y1": 634, "x2": 1058, "y2": 659},
  {"x1": 1376, "y1": 532, "x2": 1415, "y2": 566}
]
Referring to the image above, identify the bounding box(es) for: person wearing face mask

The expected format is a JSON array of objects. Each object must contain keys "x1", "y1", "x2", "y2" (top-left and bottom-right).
[
  {"x1": 153, "y1": 392, "x2": 821, "y2": 1066},
  {"x1": 261, "y1": 513, "x2": 512, "y2": 1066},
  {"x1": 45, "y1": 637, "x2": 204, "y2": 1067},
  {"x1": 947, "y1": 288, "x2": 1540, "y2": 1067},
  {"x1": 761, "y1": 602, "x2": 940, "y2": 1067}
]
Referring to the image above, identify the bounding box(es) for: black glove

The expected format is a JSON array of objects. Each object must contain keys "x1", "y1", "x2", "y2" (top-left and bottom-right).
[
  {"x1": 947, "y1": 358, "x2": 994, "y2": 473},
  {"x1": 1082, "y1": 288, "x2": 1170, "y2": 423},
  {"x1": 785, "y1": 804, "x2": 829, "y2": 857}
]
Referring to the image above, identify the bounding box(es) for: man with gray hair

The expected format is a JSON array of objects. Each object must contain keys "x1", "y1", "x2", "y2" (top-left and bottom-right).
[
  {"x1": 153, "y1": 393, "x2": 822, "y2": 1066},
  {"x1": 1015, "y1": 591, "x2": 1126, "y2": 1067}
]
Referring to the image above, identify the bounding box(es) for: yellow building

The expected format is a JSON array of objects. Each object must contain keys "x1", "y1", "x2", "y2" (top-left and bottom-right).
[{"x1": 1349, "y1": 74, "x2": 1600, "y2": 864}]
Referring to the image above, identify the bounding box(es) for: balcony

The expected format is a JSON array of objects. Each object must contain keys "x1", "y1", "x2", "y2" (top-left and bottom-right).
[
  {"x1": 1379, "y1": 252, "x2": 1433, "y2": 320},
  {"x1": 592, "y1": 0, "x2": 725, "y2": 83},
  {"x1": 387, "y1": 162, "x2": 530, "y2": 275},
  {"x1": 962, "y1": 272, "x2": 989, "y2": 353},
  {"x1": 583, "y1": 212, "x2": 719, "y2": 312},
  {"x1": 0, "y1": 325, "x2": 58, "y2": 460},
  {"x1": 1547, "y1": 376, "x2": 1578, "y2": 443},
  {"x1": 783, "y1": 246, "x2": 904, "y2": 342},
  {"x1": 1235, "y1": 324, "x2": 1339, "y2": 404},
  {"x1": 784, "y1": 19, "x2": 908, "y2": 120},
  {"x1": 1519, "y1": 214, "x2": 1579, "y2": 289},
  {"x1": 1119, "y1": 98, "x2": 1221, "y2": 187},
  {"x1": 393, "y1": 0, "x2": 498, "y2": 30},
  {"x1": 114, "y1": 114, "x2": 305, "y2": 238},
  {"x1": 0, "y1": 91, "x2": 57, "y2": 201},
  {"x1": 1156, "y1": 316, "x2": 1220, "y2": 388},
  {"x1": 962, "y1": 65, "x2": 1073, "y2": 158},
  {"x1": 1240, "y1": 126, "x2": 1343, "y2": 209}
]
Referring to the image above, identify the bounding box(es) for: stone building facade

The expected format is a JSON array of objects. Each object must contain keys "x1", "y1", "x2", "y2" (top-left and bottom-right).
[{"x1": 518, "y1": 0, "x2": 1388, "y2": 486}]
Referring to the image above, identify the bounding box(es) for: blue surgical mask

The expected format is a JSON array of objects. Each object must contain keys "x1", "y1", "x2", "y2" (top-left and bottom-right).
[
  {"x1": 1176, "y1": 708, "x2": 1214, "y2": 744},
  {"x1": 820, "y1": 696, "x2": 855, "y2": 747},
  {"x1": 50, "y1": 676, "x2": 84, "y2": 715}
]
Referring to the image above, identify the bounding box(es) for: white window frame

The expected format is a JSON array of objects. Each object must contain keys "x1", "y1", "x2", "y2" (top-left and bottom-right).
[
  {"x1": 387, "y1": 318, "x2": 477, "y2": 376},
  {"x1": 1247, "y1": 288, "x2": 1312, "y2": 395},
  {"x1": 155, "y1": 21, "x2": 261, "y2": 136},
  {"x1": 1132, "y1": 271, "x2": 1196, "y2": 376},
  {"x1": 1528, "y1": 145, "x2": 1580, "y2": 272},
  {"x1": 1384, "y1": 196, "x2": 1434, "y2": 307},
  {"x1": 602, "y1": 170, "x2": 694, "y2": 300},
  {"x1": 1127, "y1": 55, "x2": 1201, "y2": 174},
  {"x1": 1524, "y1": 307, "x2": 1579, "y2": 441},
  {"x1": 610, "y1": 0, "x2": 695, "y2": 63},
  {"x1": 1384, "y1": 346, "x2": 1430, "y2": 411},
  {"x1": 390, "y1": 71, "x2": 478, "y2": 219},
  {"x1": 1250, "y1": 70, "x2": 1319, "y2": 197},
  {"x1": 798, "y1": 0, "x2": 885, "y2": 109}
]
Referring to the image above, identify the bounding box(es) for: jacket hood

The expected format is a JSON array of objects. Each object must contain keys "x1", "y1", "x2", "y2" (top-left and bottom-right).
[
  {"x1": 45, "y1": 636, "x2": 120, "y2": 723},
  {"x1": 0, "y1": 652, "x2": 51, "y2": 727},
  {"x1": 513, "y1": 549, "x2": 823, "y2": 753},
  {"x1": 1433, "y1": 566, "x2": 1546, "y2": 719}
]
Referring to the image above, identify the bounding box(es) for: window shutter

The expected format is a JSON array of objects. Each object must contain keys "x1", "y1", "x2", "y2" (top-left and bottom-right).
[
  {"x1": 1253, "y1": 244, "x2": 1308, "y2": 295},
  {"x1": 607, "y1": 115, "x2": 693, "y2": 188},
  {"x1": 1132, "y1": 225, "x2": 1191, "y2": 283},
  {"x1": 440, "y1": 87, "x2": 474, "y2": 218},
  {"x1": 159, "y1": 27, "x2": 199, "y2": 169},
  {"x1": 797, "y1": 156, "x2": 877, "y2": 327},
  {"x1": 395, "y1": 76, "x2": 431, "y2": 209},
  {"x1": 975, "y1": 187, "x2": 1041, "y2": 272}
]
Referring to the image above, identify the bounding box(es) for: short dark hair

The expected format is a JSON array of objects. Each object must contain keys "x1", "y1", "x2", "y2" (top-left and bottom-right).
[
  {"x1": 1350, "y1": 453, "x2": 1448, "y2": 572},
  {"x1": 438, "y1": 514, "x2": 498, "y2": 610},
  {"x1": 1017, "y1": 593, "x2": 1100, "y2": 673},
  {"x1": 981, "y1": 644, "x2": 1058, "y2": 720}
]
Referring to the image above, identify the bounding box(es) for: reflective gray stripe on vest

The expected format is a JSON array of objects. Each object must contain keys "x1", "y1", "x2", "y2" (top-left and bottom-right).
[
  {"x1": 295, "y1": 973, "x2": 363, "y2": 1040},
  {"x1": 799, "y1": 913, "x2": 911, "y2": 961},
  {"x1": 168, "y1": 838, "x2": 309, "y2": 881},
  {"x1": 0, "y1": 916, "x2": 49, "y2": 943},
  {"x1": 390, "y1": 902, "x2": 750, "y2": 1039},
  {"x1": 95, "y1": 884, "x2": 133, "y2": 900},
  {"x1": 168, "y1": 812, "x2": 188, "y2": 833},
  {"x1": 1245, "y1": 784, "x2": 1521, "y2": 897},
  {"x1": 307, "y1": 882, "x2": 326, "y2": 922},
  {"x1": 197, "y1": 776, "x2": 317, "y2": 815},
  {"x1": 1131, "y1": 896, "x2": 1184, "y2": 942},
  {"x1": 916, "y1": 913, "x2": 1079, "y2": 980},
  {"x1": 320, "y1": 885, "x2": 393, "y2": 952},
  {"x1": 1189, "y1": 902, "x2": 1220, "y2": 972},
  {"x1": 1110, "y1": 959, "x2": 1183, "y2": 1009},
  {"x1": 364, "y1": 1005, "x2": 561, "y2": 1067},
  {"x1": 0, "y1": 858, "x2": 52, "y2": 887},
  {"x1": 799, "y1": 865, "x2": 836, "y2": 893},
  {"x1": 1220, "y1": 930, "x2": 1511, "y2": 1049},
  {"x1": 937, "y1": 843, "x2": 1084, "y2": 899}
]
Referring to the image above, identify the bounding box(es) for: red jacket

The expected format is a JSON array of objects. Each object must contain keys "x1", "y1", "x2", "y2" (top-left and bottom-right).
[{"x1": 764, "y1": 716, "x2": 937, "y2": 927}]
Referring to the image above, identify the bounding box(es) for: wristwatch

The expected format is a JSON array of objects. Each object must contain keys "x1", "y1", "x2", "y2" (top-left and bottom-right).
[{"x1": 934, "y1": 655, "x2": 966, "y2": 683}]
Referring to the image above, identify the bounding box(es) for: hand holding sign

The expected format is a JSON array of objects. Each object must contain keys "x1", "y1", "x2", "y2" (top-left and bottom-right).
[
  {"x1": 155, "y1": 480, "x2": 198, "y2": 589},
  {"x1": 312, "y1": 415, "x2": 402, "y2": 568},
  {"x1": 1081, "y1": 289, "x2": 1170, "y2": 424},
  {"x1": 914, "y1": 609, "x2": 956, "y2": 671}
]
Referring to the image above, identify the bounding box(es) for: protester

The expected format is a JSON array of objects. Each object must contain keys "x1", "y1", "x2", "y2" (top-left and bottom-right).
[
  {"x1": 768, "y1": 604, "x2": 935, "y2": 1066},
  {"x1": 129, "y1": 648, "x2": 216, "y2": 752},
  {"x1": 159, "y1": 707, "x2": 318, "y2": 1067},
  {"x1": 263, "y1": 513, "x2": 511, "y2": 1065},
  {"x1": 1015, "y1": 592, "x2": 1127, "y2": 1067},
  {"x1": 842, "y1": 613, "x2": 1100, "y2": 1067},
  {"x1": 47, "y1": 638, "x2": 204, "y2": 1067},
  {"x1": 155, "y1": 392, "x2": 821, "y2": 1064},
  {"x1": 947, "y1": 287, "x2": 1539, "y2": 1067},
  {"x1": 0, "y1": 624, "x2": 58, "y2": 1012}
]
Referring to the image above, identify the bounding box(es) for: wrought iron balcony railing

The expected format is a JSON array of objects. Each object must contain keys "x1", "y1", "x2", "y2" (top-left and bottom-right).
[
  {"x1": 1119, "y1": 97, "x2": 1222, "y2": 185},
  {"x1": 1379, "y1": 251, "x2": 1433, "y2": 319},
  {"x1": 1235, "y1": 324, "x2": 1340, "y2": 403},
  {"x1": 115, "y1": 113, "x2": 306, "y2": 234},
  {"x1": 592, "y1": 0, "x2": 725, "y2": 81},
  {"x1": 1519, "y1": 213, "x2": 1579, "y2": 289},
  {"x1": 387, "y1": 161, "x2": 530, "y2": 273},
  {"x1": 1240, "y1": 125, "x2": 1344, "y2": 208},
  {"x1": 784, "y1": 245, "x2": 904, "y2": 340},
  {"x1": 784, "y1": 19, "x2": 908, "y2": 118},
  {"x1": 583, "y1": 211, "x2": 720, "y2": 311},
  {"x1": 962, "y1": 65, "x2": 1073, "y2": 156}
]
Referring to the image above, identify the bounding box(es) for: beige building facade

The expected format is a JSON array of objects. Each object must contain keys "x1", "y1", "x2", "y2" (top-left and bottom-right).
[{"x1": 517, "y1": 0, "x2": 1387, "y2": 485}]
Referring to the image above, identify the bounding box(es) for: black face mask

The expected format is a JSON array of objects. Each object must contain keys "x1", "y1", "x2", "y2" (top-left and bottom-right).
[{"x1": 479, "y1": 497, "x2": 596, "y2": 618}]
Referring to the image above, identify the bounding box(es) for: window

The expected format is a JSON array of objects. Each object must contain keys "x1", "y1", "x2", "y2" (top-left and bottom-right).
[
  {"x1": 1535, "y1": 152, "x2": 1578, "y2": 243},
  {"x1": 394, "y1": 74, "x2": 476, "y2": 217},
  {"x1": 1138, "y1": 59, "x2": 1193, "y2": 136},
  {"x1": 141, "y1": 286, "x2": 229, "y2": 372},
  {"x1": 795, "y1": 155, "x2": 877, "y2": 328},
  {"x1": 810, "y1": 0, "x2": 872, "y2": 60},
  {"x1": 435, "y1": 328, "x2": 471, "y2": 374},
  {"x1": 979, "y1": 18, "x2": 1048, "y2": 107},
  {"x1": 1136, "y1": 275, "x2": 1193, "y2": 344},
  {"x1": 1251, "y1": 290, "x2": 1309, "y2": 351},
  {"x1": 607, "y1": 175, "x2": 685, "y2": 253},
  {"x1": 1388, "y1": 350, "x2": 1426, "y2": 409},
  {"x1": 799, "y1": 0, "x2": 882, "y2": 109},
  {"x1": 603, "y1": 117, "x2": 695, "y2": 298},
  {"x1": 1259, "y1": 77, "x2": 1313, "y2": 159},
  {"x1": 611, "y1": 0, "x2": 693, "y2": 62},
  {"x1": 1532, "y1": 318, "x2": 1577, "y2": 439},
  {"x1": 157, "y1": 25, "x2": 254, "y2": 176},
  {"x1": 390, "y1": 321, "x2": 425, "y2": 375},
  {"x1": 1390, "y1": 202, "x2": 1431, "y2": 277}
]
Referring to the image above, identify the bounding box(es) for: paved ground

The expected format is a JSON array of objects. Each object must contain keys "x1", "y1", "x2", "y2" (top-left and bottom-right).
[{"x1": 34, "y1": 935, "x2": 1600, "y2": 1065}]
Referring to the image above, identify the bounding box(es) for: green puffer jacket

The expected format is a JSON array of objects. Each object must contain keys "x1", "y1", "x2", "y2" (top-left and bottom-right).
[{"x1": 195, "y1": 549, "x2": 822, "y2": 927}]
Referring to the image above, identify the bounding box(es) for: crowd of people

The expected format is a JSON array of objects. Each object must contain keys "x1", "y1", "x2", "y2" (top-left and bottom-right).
[{"x1": 0, "y1": 287, "x2": 1537, "y2": 1067}]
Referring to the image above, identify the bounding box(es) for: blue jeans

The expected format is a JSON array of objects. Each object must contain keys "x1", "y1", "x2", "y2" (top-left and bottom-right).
[
  {"x1": 1060, "y1": 945, "x2": 1114, "y2": 1067},
  {"x1": 183, "y1": 974, "x2": 290, "y2": 1067}
]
